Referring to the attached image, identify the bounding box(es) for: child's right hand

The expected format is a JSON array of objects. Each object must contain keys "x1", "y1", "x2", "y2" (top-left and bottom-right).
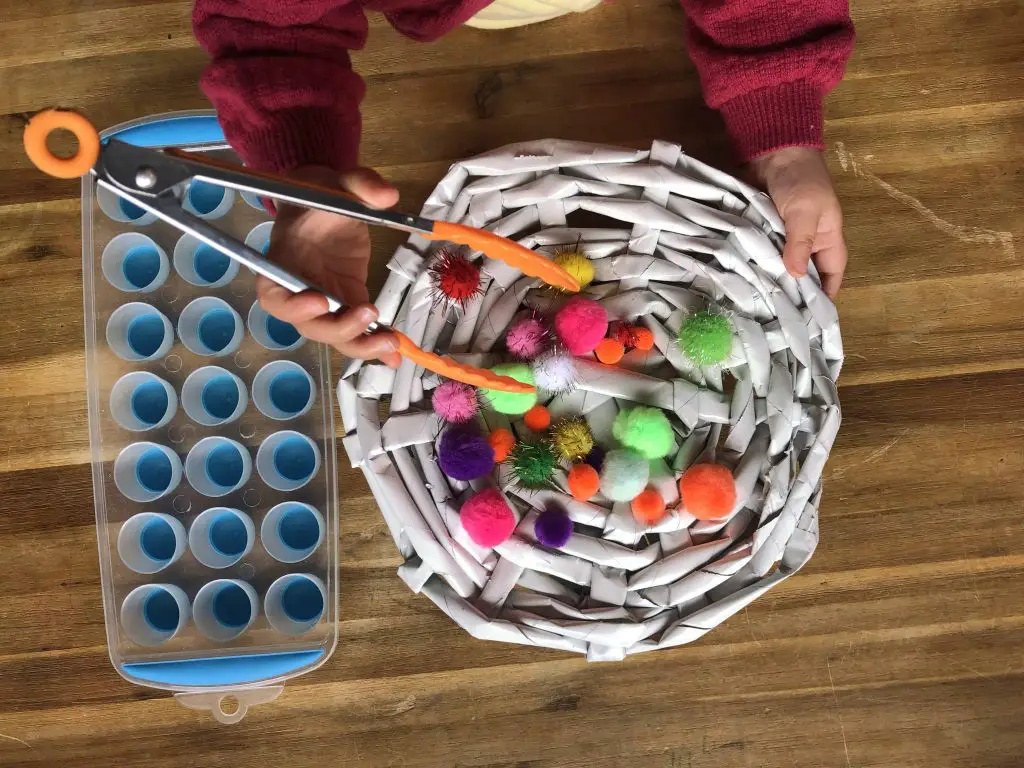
[{"x1": 256, "y1": 165, "x2": 403, "y2": 368}]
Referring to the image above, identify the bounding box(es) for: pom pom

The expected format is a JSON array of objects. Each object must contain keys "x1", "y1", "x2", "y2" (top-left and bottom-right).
[
  {"x1": 488, "y1": 428, "x2": 516, "y2": 463},
  {"x1": 553, "y1": 249, "x2": 595, "y2": 289},
  {"x1": 460, "y1": 488, "x2": 516, "y2": 547},
  {"x1": 523, "y1": 405, "x2": 551, "y2": 431},
  {"x1": 595, "y1": 338, "x2": 625, "y2": 364},
  {"x1": 510, "y1": 440, "x2": 559, "y2": 489},
  {"x1": 567, "y1": 463, "x2": 600, "y2": 502},
  {"x1": 483, "y1": 363, "x2": 537, "y2": 415},
  {"x1": 535, "y1": 508, "x2": 573, "y2": 548},
  {"x1": 610, "y1": 322, "x2": 632, "y2": 347},
  {"x1": 583, "y1": 445, "x2": 605, "y2": 471},
  {"x1": 552, "y1": 418, "x2": 594, "y2": 461},
  {"x1": 631, "y1": 488, "x2": 666, "y2": 524},
  {"x1": 678, "y1": 310, "x2": 732, "y2": 365},
  {"x1": 554, "y1": 297, "x2": 608, "y2": 355},
  {"x1": 437, "y1": 426, "x2": 495, "y2": 481},
  {"x1": 429, "y1": 247, "x2": 481, "y2": 308},
  {"x1": 531, "y1": 350, "x2": 577, "y2": 393},
  {"x1": 599, "y1": 448, "x2": 650, "y2": 501},
  {"x1": 431, "y1": 380, "x2": 478, "y2": 423},
  {"x1": 679, "y1": 463, "x2": 737, "y2": 520},
  {"x1": 505, "y1": 316, "x2": 548, "y2": 359},
  {"x1": 611, "y1": 406, "x2": 674, "y2": 459},
  {"x1": 631, "y1": 326, "x2": 655, "y2": 351}
]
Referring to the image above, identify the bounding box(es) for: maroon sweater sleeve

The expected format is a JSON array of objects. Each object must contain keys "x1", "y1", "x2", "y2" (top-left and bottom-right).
[
  {"x1": 679, "y1": 0, "x2": 855, "y2": 161},
  {"x1": 194, "y1": 0, "x2": 368, "y2": 174}
]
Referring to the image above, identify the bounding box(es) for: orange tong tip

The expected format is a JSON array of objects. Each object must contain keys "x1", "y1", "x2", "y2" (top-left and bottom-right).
[
  {"x1": 394, "y1": 331, "x2": 535, "y2": 394},
  {"x1": 428, "y1": 221, "x2": 580, "y2": 294},
  {"x1": 23, "y1": 109, "x2": 100, "y2": 179}
]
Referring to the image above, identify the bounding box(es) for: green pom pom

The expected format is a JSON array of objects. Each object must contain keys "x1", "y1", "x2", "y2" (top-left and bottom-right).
[
  {"x1": 510, "y1": 440, "x2": 559, "y2": 489},
  {"x1": 612, "y1": 406, "x2": 674, "y2": 459},
  {"x1": 678, "y1": 310, "x2": 732, "y2": 365},
  {"x1": 483, "y1": 363, "x2": 537, "y2": 415}
]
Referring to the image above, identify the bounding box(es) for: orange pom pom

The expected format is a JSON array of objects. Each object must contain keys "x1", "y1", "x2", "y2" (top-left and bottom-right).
[
  {"x1": 487, "y1": 428, "x2": 516, "y2": 462},
  {"x1": 631, "y1": 488, "x2": 666, "y2": 524},
  {"x1": 631, "y1": 327, "x2": 655, "y2": 351},
  {"x1": 679, "y1": 463, "x2": 736, "y2": 520},
  {"x1": 595, "y1": 338, "x2": 625, "y2": 364},
  {"x1": 523, "y1": 405, "x2": 551, "y2": 431},
  {"x1": 568, "y1": 463, "x2": 600, "y2": 502}
]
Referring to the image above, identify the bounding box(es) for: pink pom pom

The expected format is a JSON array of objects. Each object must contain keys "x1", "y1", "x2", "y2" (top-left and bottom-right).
[
  {"x1": 460, "y1": 487, "x2": 516, "y2": 547},
  {"x1": 554, "y1": 297, "x2": 609, "y2": 356},
  {"x1": 506, "y1": 316, "x2": 548, "y2": 359},
  {"x1": 432, "y1": 381, "x2": 478, "y2": 423}
]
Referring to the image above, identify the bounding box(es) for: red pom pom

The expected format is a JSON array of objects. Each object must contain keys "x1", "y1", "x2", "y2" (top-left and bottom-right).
[
  {"x1": 679, "y1": 464, "x2": 736, "y2": 520},
  {"x1": 430, "y1": 248, "x2": 481, "y2": 306}
]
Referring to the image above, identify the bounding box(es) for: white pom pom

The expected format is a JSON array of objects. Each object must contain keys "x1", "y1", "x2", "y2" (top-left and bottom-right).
[
  {"x1": 531, "y1": 350, "x2": 577, "y2": 393},
  {"x1": 600, "y1": 448, "x2": 649, "y2": 501}
]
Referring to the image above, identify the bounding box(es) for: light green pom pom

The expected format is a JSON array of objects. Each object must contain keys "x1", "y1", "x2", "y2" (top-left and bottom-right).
[
  {"x1": 611, "y1": 406, "x2": 674, "y2": 459},
  {"x1": 599, "y1": 448, "x2": 650, "y2": 501},
  {"x1": 483, "y1": 363, "x2": 537, "y2": 415},
  {"x1": 678, "y1": 310, "x2": 732, "y2": 365}
]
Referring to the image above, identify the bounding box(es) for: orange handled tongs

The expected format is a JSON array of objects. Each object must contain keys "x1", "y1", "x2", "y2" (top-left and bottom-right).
[{"x1": 24, "y1": 109, "x2": 581, "y2": 393}]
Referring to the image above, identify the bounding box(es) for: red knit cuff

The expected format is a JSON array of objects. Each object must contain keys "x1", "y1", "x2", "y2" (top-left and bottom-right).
[
  {"x1": 718, "y1": 81, "x2": 825, "y2": 162},
  {"x1": 228, "y1": 108, "x2": 361, "y2": 175}
]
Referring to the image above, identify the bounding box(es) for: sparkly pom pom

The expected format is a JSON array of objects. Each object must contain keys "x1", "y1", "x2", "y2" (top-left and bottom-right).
[
  {"x1": 429, "y1": 247, "x2": 481, "y2": 309},
  {"x1": 510, "y1": 440, "x2": 559, "y2": 490},
  {"x1": 678, "y1": 310, "x2": 732, "y2": 365},
  {"x1": 552, "y1": 418, "x2": 594, "y2": 461},
  {"x1": 505, "y1": 315, "x2": 548, "y2": 359},
  {"x1": 531, "y1": 350, "x2": 577, "y2": 393},
  {"x1": 553, "y1": 248, "x2": 595, "y2": 289},
  {"x1": 432, "y1": 380, "x2": 478, "y2": 423}
]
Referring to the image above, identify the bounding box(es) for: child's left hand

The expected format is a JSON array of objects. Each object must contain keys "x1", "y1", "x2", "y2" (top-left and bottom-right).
[{"x1": 750, "y1": 147, "x2": 848, "y2": 299}]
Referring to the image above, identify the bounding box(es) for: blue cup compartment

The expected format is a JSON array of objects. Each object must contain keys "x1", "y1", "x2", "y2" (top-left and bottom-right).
[
  {"x1": 97, "y1": 184, "x2": 157, "y2": 226},
  {"x1": 188, "y1": 507, "x2": 255, "y2": 569},
  {"x1": 264, "y1": 574, "x2": 326, "y2": 636},
  {"x1": 109, "y1": 372, "x2": 178, "y2": 432},
  {"x1": 185, "y1": 436, "x2": 252, "y2": 498},
  {"x1": 261, "y1": 502, "x2": 324, "y2": 563},
  {"x1": 193, "y1": 579, "x2": 259, "y2": 642},
  {"x1": 180, "y1": 366, "x2": 248, "y2": 426},
  {"x1": 121, "y1": 584, "x2": 191, "y2": 646},
  {"x1": 117, "y1": 512, "x2": 187, "y2": 573},
  {"x1": 101, "y1": 233, "x2": 169, "y2": 293},
  {"x1": 182, "y1": 179, "x2": 235, "y2": 220},
  {"x1": 251, "y1": 361, "x2": 315, "y2": 421},
  {"x1": 106, "y1": 303, "x2": 174, "y2": 362},
  {"x1": 172, "y1": 233, "x2": 240, "y2": 288},
  {"x1": 256, "y1": 431, "x2": 321, "y2": 492},
  {"x1": 177, "y1": 297, "x2": 244, "y2": 358},
  {"x1": 247, "y1": 300, "x2": 305, "y2": 352},
  {"x1": 243, "y1": 221, "x2": 274, "y2": 258},
  {"x1": 114, "y1": 442, "x2": 182, "y2": 502}
]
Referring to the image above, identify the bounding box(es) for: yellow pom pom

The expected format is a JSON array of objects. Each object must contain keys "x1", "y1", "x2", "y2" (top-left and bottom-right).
[
  {"x1": 551, "y1": 417, "x2": 594, "y2": 461},
  {"x1": 554, "y1": 249, "x2": 594, "y2": 289}
]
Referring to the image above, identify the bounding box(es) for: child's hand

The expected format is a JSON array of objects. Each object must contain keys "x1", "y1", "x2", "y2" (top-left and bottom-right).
[
  {"x1": 256, "y1": 166, "x2": 403, "y2": 367},
  {"x1": 750, "y1": 147, "x2": 848, "y2": 298}
]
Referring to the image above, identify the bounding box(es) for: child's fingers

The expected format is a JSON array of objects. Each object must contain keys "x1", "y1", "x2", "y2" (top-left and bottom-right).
[
  {"x1": 293, "y1": 303, "x2": 380, "y2": 345},
  {"x1": 334, "y1": 331, "x2": 400, "y2": 363},
  {"x1": 339, "y1": 168, "x2": 399, "y2": 210},
  {"x1": 781, "y1": 209, "x2": 819, "y2": 278},
  {"x1": 257, "y1": 278, "x2": 331, "y2": 322}
]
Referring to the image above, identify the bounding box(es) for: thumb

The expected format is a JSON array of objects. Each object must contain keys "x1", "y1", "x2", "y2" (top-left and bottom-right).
[
  {"x1": 781, "y1": 208, "x2": 819, "y2": 278},
  {"x1": 339, "y1": 167, "x2": 399, "y2": 210}
]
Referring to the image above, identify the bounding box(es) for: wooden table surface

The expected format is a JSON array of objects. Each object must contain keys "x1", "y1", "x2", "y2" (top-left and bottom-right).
[{"x1": 2, "y1": 0, "x2": 1023, "y2": 765}]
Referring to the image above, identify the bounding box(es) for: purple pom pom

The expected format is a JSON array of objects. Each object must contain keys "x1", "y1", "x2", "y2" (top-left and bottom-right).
[
  {"x1": 535, "y1": 508, "x2": 573, "y2": 549},
  {"x1": 437, "y1": 426, "x2": 495, "y2": 481},
  {"x1": 584, "y1": 445, "x2": 605, "y2": 471}
]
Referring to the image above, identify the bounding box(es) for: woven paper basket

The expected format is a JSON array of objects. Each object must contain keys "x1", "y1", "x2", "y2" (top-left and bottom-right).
[{"x1": 338, "y1": 139, "x2": 843, "y2": 661}]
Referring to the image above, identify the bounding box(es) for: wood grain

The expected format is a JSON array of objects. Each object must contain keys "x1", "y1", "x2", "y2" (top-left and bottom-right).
[{"x1": 1, "y1": 0, "x2": 1023, "y2": 765}]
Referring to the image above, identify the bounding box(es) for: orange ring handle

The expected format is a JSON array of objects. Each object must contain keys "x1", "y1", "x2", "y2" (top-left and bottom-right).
[
  {"x1": 426, "y1": 221, "x2": 580, "y2": 293},
  {"x1": 23, "y1": 109, "x2": 100, "y2": 179},
  {"x1": 393, "y1": 331, "x2": 536, "y2": 393}
]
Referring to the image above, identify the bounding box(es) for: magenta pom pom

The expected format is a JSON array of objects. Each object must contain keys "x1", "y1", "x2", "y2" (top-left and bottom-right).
[
  {"x1": 506, "y1": 316, "x2": 548, "y2": 359},
  {"x1": 460, "y1": 487, "x2": 516, "y2": 547},
  {"x1": 437, "y1": 426, "x2": 495, "y2": 481},
  {"x1": 554, "y1": 297, "x2": 609, "y2": 355},
  {"x1": 535, "y1": 508, "x2": 573, "y2": 548},
  {"x1": 432, "y1": 380, "x2": 478, "y2": 423}
]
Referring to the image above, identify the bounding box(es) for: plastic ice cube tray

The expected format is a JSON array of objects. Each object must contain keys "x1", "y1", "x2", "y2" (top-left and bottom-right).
[{"x1": 83, "y1": 111, "x2": 338, "y2": 723}]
